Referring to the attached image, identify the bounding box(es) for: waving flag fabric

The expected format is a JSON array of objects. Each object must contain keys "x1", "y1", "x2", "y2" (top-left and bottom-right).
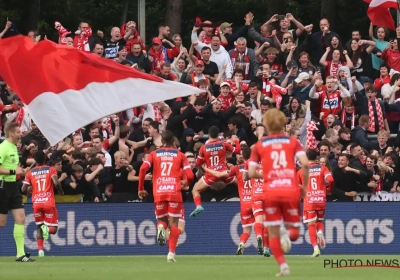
[
  {"x1": 364, "y1": 0, "x2": 399, "y2": 31},
  {"x1": 0, "y1": 36, "x2": 201, "y2": 145}
]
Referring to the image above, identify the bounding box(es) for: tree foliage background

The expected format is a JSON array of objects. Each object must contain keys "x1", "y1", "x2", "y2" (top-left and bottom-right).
[{"x1": 0, "y1": 0, "x2": 396, "y2": 45}]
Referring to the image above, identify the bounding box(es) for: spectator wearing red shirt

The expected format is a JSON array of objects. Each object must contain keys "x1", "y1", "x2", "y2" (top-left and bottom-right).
[
  {"x1": 217, "y1": 82, "x2": 235, "y2": 112},
  {"x1": 374, "y1": 64, "x2": 391, "y2": 91},
  {"x1": 148, "y1": 38, "x2": 179, "y2": 72}
]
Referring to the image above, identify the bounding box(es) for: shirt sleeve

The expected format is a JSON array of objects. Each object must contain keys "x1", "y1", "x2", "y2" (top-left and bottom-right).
[{"x1": 0, "y1": 146, "x2": 6, "y2": 165}]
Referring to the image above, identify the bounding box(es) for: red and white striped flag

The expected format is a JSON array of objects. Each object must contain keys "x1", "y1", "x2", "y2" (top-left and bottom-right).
[
  {"x1": 364, "y1": 0, "x2": 399, "y2": 30},
  {"x1": 0, "y1": 36, "x2": 202, "y2": 145}
]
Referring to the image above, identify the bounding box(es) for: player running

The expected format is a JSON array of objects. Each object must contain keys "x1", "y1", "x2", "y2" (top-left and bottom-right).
[
  {"x1": 203, "y1": 147, "x2": 258, "y2": 255},
  {"x1": 298, "y1": 149, "x2": 333, "y2": 257},
  {"x1": 190, "y1": 126, "x2": 241, "y2": 217},
  {"x1": 22, "y1": 150, "x2": 64, "y2": 257},
  {"x1": 247, "y1": 162, "x2": 271, "y2": 257},
  {"x1": 248, "y1": 108, "x2": 309, "y2": 277},
  {"x1": 138, "y1": 130, "x2": 194, "y2": 262}
]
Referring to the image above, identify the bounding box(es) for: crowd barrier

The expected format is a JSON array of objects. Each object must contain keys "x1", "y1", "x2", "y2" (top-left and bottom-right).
[{"x1": 0, "y1": 202, "x2": 398, "y2": 256}]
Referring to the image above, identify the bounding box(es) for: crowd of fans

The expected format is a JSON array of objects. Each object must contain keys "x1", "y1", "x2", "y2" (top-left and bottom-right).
[{"x1": 1, "y1": 11, "x2": 400, "y2": 203}]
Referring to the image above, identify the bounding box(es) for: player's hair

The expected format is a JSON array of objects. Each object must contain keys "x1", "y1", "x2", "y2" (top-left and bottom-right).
[
  {"x1": 306, "y1": 149, "x2": 318, "y2": 161},
  {"x1": 34, "y1": 150, "x2": 46, "y2": 165},
  {"x1": 263, "y1": 108, "x2": 286, "y2": 134},
  {"x1": 241, "y1": 147, "x2": 251, "y2": 160},
  {"x1": 119, "y1": 125, "x2": 130, "y2": 138},
  {"x1": 208, "y1": 126, "x2": 220, "y2": 139},
  {"x1": 161, "y1": 130, "x2": 175, "y2": 146},
  {"x1": 4, "y1": 122, "x2": 20, "y2": 137}
]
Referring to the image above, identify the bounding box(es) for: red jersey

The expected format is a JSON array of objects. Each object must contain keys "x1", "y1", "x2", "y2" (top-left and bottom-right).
[
  {"x1": 197, "y1": 139, "x2": 240, "y2": 171},
  {"x1": 316, "y1": 90, "x2": 343, "y2": 124},
  {"x1": 250, "y1": 164, "x2": 264, "y2": 201},
  {"x1": 217, "y1": 93, "x2": 235, "y2": 112},
  {"x1": 23, "y1": 165, "x2": 57, "y2": 209},
  {"x1": 249, "y1": 134, "x2": 304, "y2": 201},
  {"x1": 228, "y1": 164, "x2": 251, "y2": 207},
  {"x1": 298, "y1": 163, "x2": 333, "y2": 210},
  {"x1": 223, "y1": 79, "x2": 249, "y2": 94},
  {"x1": 138, "y1": 147, "x2": 193, "y2": 202}
]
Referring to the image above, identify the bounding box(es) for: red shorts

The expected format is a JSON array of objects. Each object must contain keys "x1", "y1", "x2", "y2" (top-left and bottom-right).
[
  {"x1": 303, "y1": 209, "x2": 325, "y2": 223},
  {"x1": 154, "y1": 201, "x2": 183, "y2": 219},
  {"x1": 202, "y1": 173, "x2": 235, "y2": 186},
  {"x1": 252, "y1": 200, "x2": 264, "y2": 217},
  {"x1": 263, "y1": 199, "x2": 301, "y2": 227},
  {"x1": 33, "y1": 206, "x2": 59, "y2": 227},
  {"x1": 240, "y1": 206, "x2": 255, "y2": 227}
]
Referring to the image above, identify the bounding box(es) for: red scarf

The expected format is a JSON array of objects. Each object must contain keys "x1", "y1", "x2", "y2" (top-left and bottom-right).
[
  {"x1": 368, "y1": 99, "x2": 385, "y2": 133},
  {"x1": 329, "y1": 61, "x2": 342, "y2": 78},
  {"x1": 306, "y1": 121, "x2": 318, "y2": 151},
  {"x1": 261, "y1": 77, "x2": 287, "y2": 109},
  {"x1": 341, "y1": 108, "x2": 356, "y2": 129},
  {"x1": 55, "y1": 21, "x2": 71, "y2": 45},
  {"x1": 74, "y1": 27, "x2": 93, "y2": 52},
  {"x1": 149, "y1": 47, "x2": 166, "y2": 72},
  {"x1": 231, "y1": 48, "x2": 250, "y2": 79},
  {"x1": 15, "y1": 107, "x2": 25, "y2": 126}
]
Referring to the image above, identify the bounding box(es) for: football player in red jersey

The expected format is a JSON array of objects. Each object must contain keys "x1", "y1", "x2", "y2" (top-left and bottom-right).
[
  {"x1": 298, "y1": 149, "x2": 333, "y2": 257},
  {"x1": 138, "y1": 130, "x2": 194, "y2": 262},
  {"x1": 203, "y1": 147, "x2": 259, "y2": 255},
  {"x1": 22, "y1": 151, "x2": 63, "y2": 257},
  {"x1": 246, "y1": 162, "x2": 271, "y2": 257},
  {"x1": 189, "y1": 126, "x2": 241, "y2": 218},
  {"x1": 248, "y1": 108, "x2": 309, "y2": 277}
]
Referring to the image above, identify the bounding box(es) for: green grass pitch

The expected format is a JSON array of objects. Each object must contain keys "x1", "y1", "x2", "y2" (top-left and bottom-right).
[{"x1": 1, "y1": 255, "x2": 399, "y2": 280}]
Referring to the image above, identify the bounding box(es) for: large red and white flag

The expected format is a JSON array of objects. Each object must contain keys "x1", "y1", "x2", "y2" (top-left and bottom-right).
[
  {"x1": 364, "y1": 0, "x2": 399, "y2": 31},
  {"x1": 0, "y1": 36, "x2": 202, "y2": 145}
]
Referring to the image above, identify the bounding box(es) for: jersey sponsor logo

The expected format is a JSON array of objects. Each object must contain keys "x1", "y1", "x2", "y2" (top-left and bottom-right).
[
  {"x1": 307, "y1": 190, "x2": 325, "y2": 196},
  {"x1": 205, "y1": 144, "x2": 223, "y2": 152},
  {"x1": 242, "y1": 195, "x2": 252, "y2": 201},
  {"x1": 156, "y1": 185, "x2": 176, "y2": 193},
  {"x1": 261, "y1": 137, "x2": 290, "y2": 146},
  {"x1": 310, "y1": 166, "x2": 321, "y2": 173},
  {"x1": 156, "y1": 177, "x2": 177, "y2": 184},
  {"x1": 155, "y1": 150, "x2": 178, "y2": 157},
  {"x1": 34, "y1": 197, "x2": 49, "y2": 202},
  {"x1": 32, "y1": 169, "x2": 50, "y2": 176},
  {"x1": 33, "y1": 192, "x2": 52, "y2": 198},
  {"x1": 309, "y1": 197, "x2": 324, "y2": 203},
  {"x1": 270, "y1": 178, "x2": 292, "y2": 187},
  {"x1": 323, "y1": 97, "x2": 339, "y2": 109}
]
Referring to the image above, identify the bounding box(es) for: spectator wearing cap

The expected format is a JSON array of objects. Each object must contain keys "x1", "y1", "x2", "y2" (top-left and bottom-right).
[
  {"x1": 115, "y1": 45, "x2": 132, "y2": 65},
  {"x1": 280, "y1": 60, "x2": 300, "y2": 104},
  {"x1": 98, "y1": 23, "x2": 134, "y2": 59},
  {"x1": 126, "y1": 42, "x2": 151, "y2": 73},
  {"x1": 5, "y1": 95, "x2": 32, "y2": 136},
  {"x1": 191, "y1": 26, "x2": 233, "y2": 79},
  {"x1": 189, "y1": 60, "x2": 210, "y2": 87},
  {"x1": 251, "y1": 99, "x2": 271, "y2": 124},
  {"x1": 148, "y1": 37, "x2": 179, "y2": 72},
  {"x1": 219, "y1": 12, "x2": 253, "y2": 51},
  {"x1": 293, "y1": 72, "x2": 312, "y2": 103},
  {"x1": 197, "y1": 20, "x2": 214, "y2": 45},
  {"x1": 217, "y1": 81, "x2": 235, "y2": 112},
  {"x1": 332, "y1": 120, "x2": 343, "y2": 131},
  {"x1": 228, "y1": 37, "x2": 258, "y2": 80}
]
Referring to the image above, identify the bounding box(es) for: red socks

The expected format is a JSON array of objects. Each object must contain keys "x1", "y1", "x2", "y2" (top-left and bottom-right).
[
  {"x1": 316, "y1": 221, "x2": 324, "y2": 232},
  {"x1": 240, "y1": 232, "x2": 250, "y2": 244},
  {"x1": 48, "y1": 227, "x2": 56, "y2": 234},
  {"x1": 37, "y1": 239, "x2": 44, "y2": 251},
  {"x1": 157, "y1": 221, "x2": 168, "y2": 230},
  {"x1": 308, "y1": 224, "x2": 318, "y2": 247},
  {"x1": 254, "y1": 223, "x2": 263, "y2": 238},
  {"x1": 263, "y1": 227, "x2": 269, "y2": 248},
  {"x1": 288, "y1": 228, "x2": 300, "y2": 241},
  {"x1": 168, "y1": 226, "x2": 181, "y2": 254},
  {"x1": 270, "y1": 237, "x2": 286, "y2": 265},
  {"x1": 194, "y1": 196, "x2": 202, "y2": 207}
]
